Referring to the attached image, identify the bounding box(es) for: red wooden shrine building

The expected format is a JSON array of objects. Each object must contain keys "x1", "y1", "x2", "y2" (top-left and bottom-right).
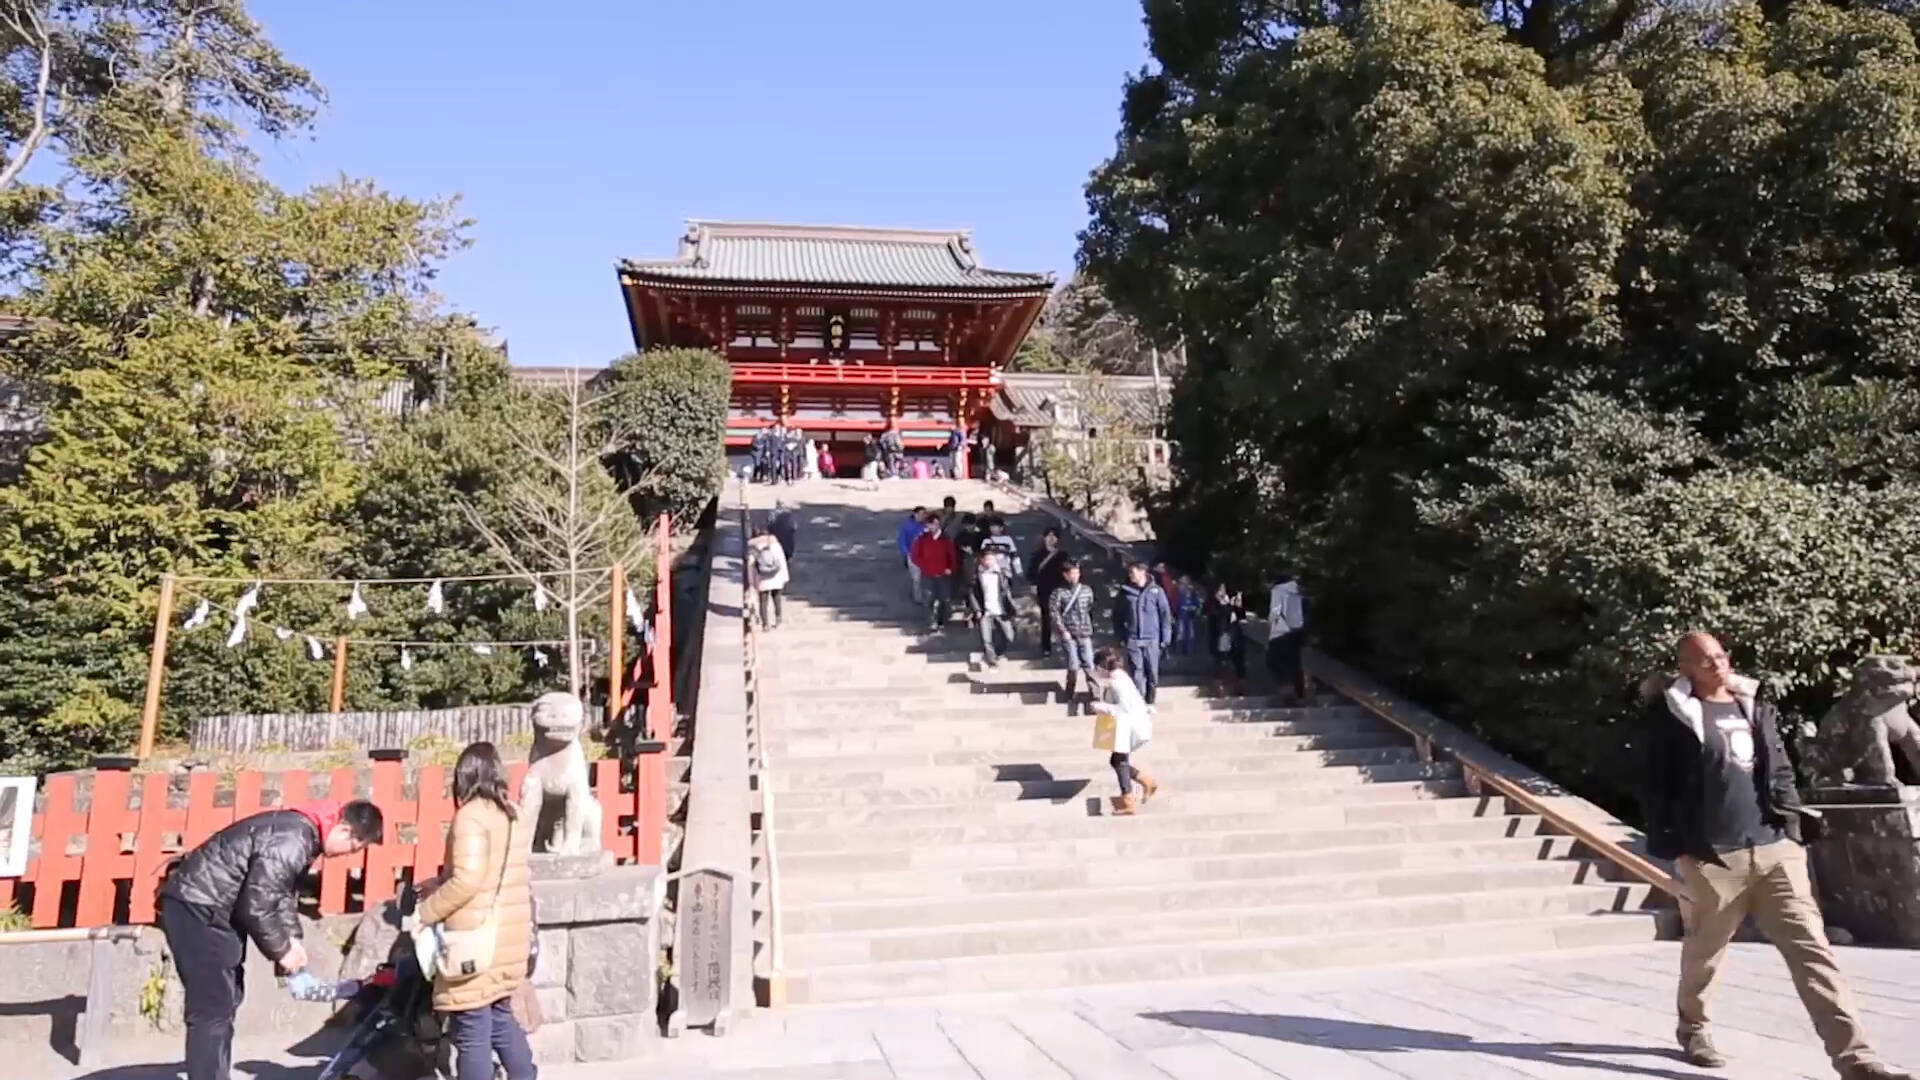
[{"x1": 617, "y1": 221, "x2": 1054, "y2": 474}]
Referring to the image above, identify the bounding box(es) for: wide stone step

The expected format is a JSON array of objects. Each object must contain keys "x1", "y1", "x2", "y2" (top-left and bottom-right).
[
  {"x1": 772, "y1": 777, "x2": 1470, "y2": 829},
  {"x1": 787, "y1": 913, "x2": 1662, "y2": 1003},
  {"x1": 784, "y1": 883, "x2": 1650, "y2": 970},
  {"x1": 764, "y1": 711, "x2": 1386, "y2": 744},
  {"x1": 771, "y1": 748, "x2": 1430, "y2": 796},
  {"x1": 767, "y1": 729, "x2": 1410, "y2": 768},
  {"x1": 771, "y1": 760, "x2": 1461, "y2": 810},
  {"x1": 782, "y1": 858, "x2": 1639, "y2": 935},
  {"x1": 775, "y1": 814, "x2": 1549, "y2": 871},
  {"x1": 780, "y1": 835, "x2": 1586, "y2": 904},
  {"x1": 764, "y1": 700, "x2": 1367, "y2": 728},
  {"x1": 771, "y1": 797, "x2": 1525, "y2": 855}
]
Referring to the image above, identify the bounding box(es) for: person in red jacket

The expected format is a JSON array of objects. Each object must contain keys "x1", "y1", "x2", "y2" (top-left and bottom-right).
[{"x1": 911, "y1": 516, "x2": 961, "y2": 629}]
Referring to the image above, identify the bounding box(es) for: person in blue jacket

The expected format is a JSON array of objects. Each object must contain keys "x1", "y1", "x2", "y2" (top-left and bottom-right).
[
  {"x1": 896, "y1": 506, "x2": 929, "y2": 602},
  {"x1": 1111, "y1": 561, "x2": 1174, "y2": 705}
]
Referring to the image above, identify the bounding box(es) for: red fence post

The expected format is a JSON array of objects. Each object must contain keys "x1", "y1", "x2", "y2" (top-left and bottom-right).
[
  {"x1": 75, "y1": 766, "x2": 135, "y2": 927},
  {"x1": 414, "y1": 765, "x2": 451, "y2": 885},
  {"x1": 32, "y1": 775, "x2": 82, "y2": 927},
  {"x1": 318, "y1": 768, "x2": 358, "y2": 915},
  {"x1": 128, "y1": 772, "x2": 175, "y2": 924},
  {"x1": 362, "y1": 754, "x2": 409, "y2": 909},
  {"x1": 634, "y1": 511, "x2": 673, "y2": 867}
]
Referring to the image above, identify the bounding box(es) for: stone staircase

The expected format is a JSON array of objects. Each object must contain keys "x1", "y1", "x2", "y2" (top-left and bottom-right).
[{"x1": 748, "y1": 481, "x2": 1665, "y2": 1005}]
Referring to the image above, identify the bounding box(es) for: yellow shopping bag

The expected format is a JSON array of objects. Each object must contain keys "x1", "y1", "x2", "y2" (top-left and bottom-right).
[{"x1": 1092, "y1": 711, "x2": 1118, "y2": 752}]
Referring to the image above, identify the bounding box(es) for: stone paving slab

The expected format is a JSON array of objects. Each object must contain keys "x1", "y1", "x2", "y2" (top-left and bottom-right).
[
  {"x1": 38, "y1": 941, "x2": 1918, "y2": 1079},
  {"x1": 613, "y1": 941, "x2": 1918, "y2": 1080}
]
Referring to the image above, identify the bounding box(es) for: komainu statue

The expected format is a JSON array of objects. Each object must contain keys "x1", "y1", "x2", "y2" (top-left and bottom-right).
[
  {"x1": 520, "y1": 691, "x2": 603, "y2": 854},
  {"x1": 1806, "y1": 656, "x2": 1920, "y2": 787}
]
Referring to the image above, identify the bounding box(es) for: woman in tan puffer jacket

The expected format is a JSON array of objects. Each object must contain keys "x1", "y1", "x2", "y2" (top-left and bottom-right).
[{"x1": 411, "y1": 741, "x2": 536, "y2": 1080}]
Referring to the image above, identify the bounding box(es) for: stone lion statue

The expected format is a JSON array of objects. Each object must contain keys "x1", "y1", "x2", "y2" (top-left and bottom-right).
[
  {"x1": 520, "y1": 691, "x2": 602, "y2": 855},
  {"x1": 1805, "y1": 656, "x2": 1920, "y2": 787}
]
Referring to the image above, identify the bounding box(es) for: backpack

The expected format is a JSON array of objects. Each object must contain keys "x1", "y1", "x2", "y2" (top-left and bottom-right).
[{"x1": 753, "y1": 543, "x2": 781, "y2": 577}]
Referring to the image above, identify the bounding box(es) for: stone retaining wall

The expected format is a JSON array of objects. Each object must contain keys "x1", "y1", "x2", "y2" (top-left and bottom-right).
[{"x1": 525, "y1": 852, "x2": 665, "y2": 1064}]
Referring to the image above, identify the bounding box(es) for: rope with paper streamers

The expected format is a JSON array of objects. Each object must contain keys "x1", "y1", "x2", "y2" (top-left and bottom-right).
[{"x1": 173, "y1": 574, "x2": 650, "y2": 672}]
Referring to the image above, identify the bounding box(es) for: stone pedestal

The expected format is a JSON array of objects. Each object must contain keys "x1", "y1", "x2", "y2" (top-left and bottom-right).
[
  {"x1": 1806, "y1": 785, "x2": 1920, "y2": 946},
  {"x1": 524, "y1": 852, "x2": 664, "y2": 1064}
]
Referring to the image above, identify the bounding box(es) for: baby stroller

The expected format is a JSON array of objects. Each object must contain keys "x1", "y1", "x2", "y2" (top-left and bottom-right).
[
  {"x1": 317, "y1": 886, "x2": 521, "y2": 1080},
  {"x1": 316, "y1": 886, "x2": 446, "y2": 1080}
]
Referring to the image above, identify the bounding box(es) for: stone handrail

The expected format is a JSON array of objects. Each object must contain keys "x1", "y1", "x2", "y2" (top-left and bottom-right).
[
  {"x1": 1004, "y1": 484, "x2": 1686, "y2": 906},
  {"x1": 669, "y1": 480, "x2": 756, "y2": 1035}
]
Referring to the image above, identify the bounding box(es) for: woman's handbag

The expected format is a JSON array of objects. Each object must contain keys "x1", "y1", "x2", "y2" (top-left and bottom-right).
[
  {"x1": 1092, "y1": 710, "x2": 1118, "y2": 752},
  {"x1": 436, "y1": 817, "x2": 515, "y2": 983}
]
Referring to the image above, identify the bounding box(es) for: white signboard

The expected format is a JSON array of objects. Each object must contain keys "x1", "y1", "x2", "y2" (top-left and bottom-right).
[{"x1": 0, "y1": 776, "x2": 35, "y2": 878}]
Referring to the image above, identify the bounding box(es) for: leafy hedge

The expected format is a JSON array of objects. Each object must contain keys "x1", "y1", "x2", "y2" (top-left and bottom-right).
[
  {"x1": 603, "y1": 348, "x2": 732, "y2": 529},
  {"x1": 1085, "y1": 0, "x2": 1920, "y2": 817}
]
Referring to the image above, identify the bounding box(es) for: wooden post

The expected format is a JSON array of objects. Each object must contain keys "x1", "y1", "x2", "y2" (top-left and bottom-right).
[
  {"x1": 608, "y1": 561, "x2": 626, "y2": 725},
  {"x1": 329, "y1": 636, "x2": 349, "y2": 714},
  {"x1": 137, "y1": 574, "x2": 178, "y2": 759}
]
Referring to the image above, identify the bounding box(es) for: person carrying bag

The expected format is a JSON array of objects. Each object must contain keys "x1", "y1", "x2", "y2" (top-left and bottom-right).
[
  {"x1": 406, "y1": 742, "x2": 537, "y2": 1080},
  {"x1": 1091, "y1": 646, "x2": 1160, "y2": 816}
]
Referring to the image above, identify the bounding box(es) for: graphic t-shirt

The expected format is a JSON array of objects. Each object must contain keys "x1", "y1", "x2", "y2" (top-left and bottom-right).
[{"x1": 1699, "y1": 699, "x2": 1785, "y2": 852}]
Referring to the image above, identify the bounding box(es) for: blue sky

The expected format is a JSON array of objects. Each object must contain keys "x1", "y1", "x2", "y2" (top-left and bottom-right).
[{"x1": 252, "y1": 1, "x2": 1153, "y2": 368}]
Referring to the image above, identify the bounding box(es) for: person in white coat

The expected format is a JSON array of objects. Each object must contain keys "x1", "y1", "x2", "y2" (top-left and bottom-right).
[
  {"x1": 1094, "y1": 646, "x2": 1159, "y2": 816},
  {"x1": 748, "y1": 523, "x2": 790, "y2": 629},
  {"x1": 802, "y1": 438, "x2": 821, "y2": 481},
  {"x1": 1267, "y1": 573, "x2": 1308, "y2": 703}
]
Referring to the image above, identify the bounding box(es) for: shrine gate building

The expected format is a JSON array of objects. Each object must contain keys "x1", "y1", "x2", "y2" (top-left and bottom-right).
[{"x1": 616, "y1": 221, "x2": 1054, "y2": 476}]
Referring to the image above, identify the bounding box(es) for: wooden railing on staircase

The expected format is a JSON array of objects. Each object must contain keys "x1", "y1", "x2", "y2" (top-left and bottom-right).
[{"x1": 1003, "y1": 483, "x2": 1688, "y2": 906}]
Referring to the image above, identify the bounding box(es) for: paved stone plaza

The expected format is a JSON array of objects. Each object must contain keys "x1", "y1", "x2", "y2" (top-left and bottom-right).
[
  {"x1": 48, "y1": 938, "x2": 1920, "y2": 1078},
  {"x1": 623, "y1": 942, "x2": 1919, "y2": 1080}
]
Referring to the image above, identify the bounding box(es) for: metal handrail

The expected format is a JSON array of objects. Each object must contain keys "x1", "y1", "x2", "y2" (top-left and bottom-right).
[
  {"x1": 1008, "y1": 484, "x2": 1687, "y2": 905},
  {"x1": 738, "y1": 492, "x2": 787, "y2": 1005}
]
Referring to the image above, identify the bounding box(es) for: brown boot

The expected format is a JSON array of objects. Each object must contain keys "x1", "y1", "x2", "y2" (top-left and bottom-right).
[
  {"x1": 1109, "y1": 794, "x2": 1137, "y2": 816},
  {"x1": 1676, "y1": 1030, "x2": 1726, "y2": 1069},
  {"x1": 1137, "y1": 771, "x2": 1161, "y2": 802}
]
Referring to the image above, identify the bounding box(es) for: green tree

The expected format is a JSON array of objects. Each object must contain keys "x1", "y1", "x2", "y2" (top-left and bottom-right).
[
  {"x1": 602, "y1": 347, "x2": 731, "y2": 528},
  {"x1": 0, "y1": 125, "x2": 473, "y2": 764},
  {"x1": 1084, "y1": 0, "x2": 1920, "y2": 818}
]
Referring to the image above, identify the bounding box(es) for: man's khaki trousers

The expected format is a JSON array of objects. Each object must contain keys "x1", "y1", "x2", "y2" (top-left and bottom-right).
[{"x1": 1677, "y1": 839, "x2": 1871, "y2": 1068}]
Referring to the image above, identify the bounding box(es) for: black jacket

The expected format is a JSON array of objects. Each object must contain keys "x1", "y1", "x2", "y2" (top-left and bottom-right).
[
  {"x1": 1636, "y1": 680, "x2": 1814, "y2": 866},
  {"x1": 159, "y1": 808, "x2": 319, "y2": 959},
  {"x1": 1027, "y1": 545, "x2": 1070, "y2": 593}
]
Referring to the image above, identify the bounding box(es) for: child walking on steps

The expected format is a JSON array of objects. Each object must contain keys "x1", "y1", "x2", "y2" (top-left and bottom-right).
[{"x1": 1094, "y1": 646, "x2": 1160, "y2": 816}]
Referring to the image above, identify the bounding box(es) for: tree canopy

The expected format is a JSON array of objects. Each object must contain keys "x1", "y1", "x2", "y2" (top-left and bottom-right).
[
  {"x1": 1088, "y1": 0, "x2": 1920, "y2": 814},
  {"x1": 0, "y1": 2, "x2": 727, "y2": 772}
]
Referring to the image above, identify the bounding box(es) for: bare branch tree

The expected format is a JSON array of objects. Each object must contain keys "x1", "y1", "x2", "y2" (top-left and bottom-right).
[
  {"x1": 0, "y1": 1, "x2": 57, "y2": 191},
  {"x1": 461, "y1": 371, "x2": 651, "y2": 696}
]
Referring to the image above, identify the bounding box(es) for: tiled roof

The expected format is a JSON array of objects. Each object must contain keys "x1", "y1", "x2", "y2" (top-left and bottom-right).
[
  {"x1": 991, "y1": 373, "x2": 1164, "y2": 427},
  {"x1": 621, "y1": 221, "x2": 1054, "y2": 292}
]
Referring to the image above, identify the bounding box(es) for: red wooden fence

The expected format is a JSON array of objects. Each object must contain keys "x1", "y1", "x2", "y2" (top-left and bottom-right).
[
  {"x1": 1, "y1": 516, "x2": 677, "y2": 929},
  {"x1": 0, "y1": 754, "x2": 659, "y2": 929}
]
